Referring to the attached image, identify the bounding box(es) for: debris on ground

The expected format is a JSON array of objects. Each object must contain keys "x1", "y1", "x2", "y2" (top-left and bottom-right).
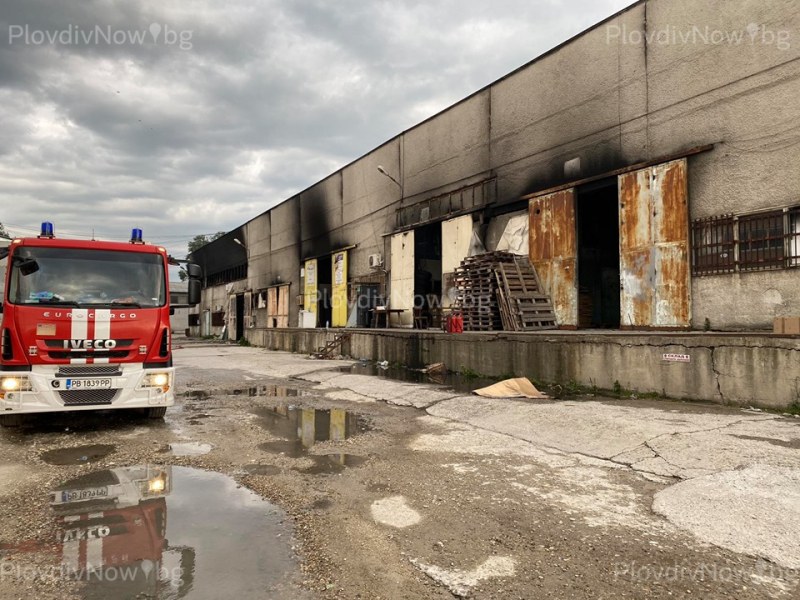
[
  {"x1": 473, "y1": 377, "x2": 548, "y2": 399},
  {"x1": 421, "y1": 362, "x2": 446, "y2": 376}
]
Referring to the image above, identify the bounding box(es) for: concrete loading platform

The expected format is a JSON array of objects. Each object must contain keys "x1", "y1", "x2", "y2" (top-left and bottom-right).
[{"x1": 248, "y1": 328, "x2": 800, "y2": 410}]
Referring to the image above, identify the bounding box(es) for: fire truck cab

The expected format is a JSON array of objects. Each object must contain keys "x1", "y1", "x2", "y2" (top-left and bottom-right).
[{"x1": 0, "y1": 223, "x2": 201, "y2": 426}]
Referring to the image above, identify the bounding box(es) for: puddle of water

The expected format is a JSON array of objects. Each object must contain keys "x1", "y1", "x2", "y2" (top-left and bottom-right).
[
  {"x1": 255, "y1": 405, "x2": 369, "y2": 473},
  {"x1": 295, "y1": 453, "x2": 367, "y2": 475},
  {"x1": 259, "y1": 440, "x2": 306, "y2": 458},
  {"x1": 1, "y1": 465, "x2": 298, "y2": 599},
  {"x1": 167, "y1": 442, "x2": 213, "y2": 456},
  {"x1": 183, "y1": 390, "x2": 210, "y2": 400},
  {"x1": 232, "y1": 385, "x2": 310, "y2": 397},
  {"x1": 243, "y1": 464, "x2": 282, "y2": 476},
  {"x1": 40, "y1": 444, "x2": 116, "y2": 466},
  {"x1": 340, "y1": 362, "x2": 497, "y2": 393},
  {"x1": 255, "y1": 405, "x2": 370, "y2": 445}
]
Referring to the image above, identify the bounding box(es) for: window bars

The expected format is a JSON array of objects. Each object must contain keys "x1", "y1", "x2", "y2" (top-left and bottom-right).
[
  {"x1": 691, "y1": 215, "x2": 734, "y2": 275},
  {"x1": 692, "y1": 206, "x2": 800, "y2": 276}
]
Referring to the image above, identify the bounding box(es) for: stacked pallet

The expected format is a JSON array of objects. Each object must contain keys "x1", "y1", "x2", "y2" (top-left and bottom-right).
[
  {"x1": 453, "y1": 252, "x2": 509, "y2": 331},
  {"x1": 453, "y1": 252, "x2": 557, "y2": 331},
  {"x1": 494, "y1": 259, "x2": 557, "y2": 330}
]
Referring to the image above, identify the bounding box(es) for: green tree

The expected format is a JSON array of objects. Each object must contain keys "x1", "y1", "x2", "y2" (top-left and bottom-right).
[
  {"x1": 0, "y1": 222, "x2": 10, "y2": 239},
  {"x1": 188, "y1": 231, "x2": 226, "y2": 253},
  {"x1": 179, "y1": 231, "x2": 226, "y2": 280}
]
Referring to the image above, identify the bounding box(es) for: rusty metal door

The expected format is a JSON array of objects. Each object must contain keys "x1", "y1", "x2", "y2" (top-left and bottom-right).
[
  {"x1": 618, "y1": 158, "x2": 690, "y2": 328},
  {"x1": 528, "y1": 189, "x2": 577, "y2": 327}
]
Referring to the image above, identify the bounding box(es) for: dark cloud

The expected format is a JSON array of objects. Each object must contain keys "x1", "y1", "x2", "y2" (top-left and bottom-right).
[{"x1": 0, "y1": 0, "x2": 631, "y2": 260}]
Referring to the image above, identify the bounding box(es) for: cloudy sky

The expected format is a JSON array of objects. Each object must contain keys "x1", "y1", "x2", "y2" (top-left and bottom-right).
[{"x1": 0, "y1": 0, "x2": 631, "y2": 266}]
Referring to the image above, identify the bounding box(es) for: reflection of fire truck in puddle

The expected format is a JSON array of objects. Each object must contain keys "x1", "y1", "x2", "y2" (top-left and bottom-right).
[{"x1": 48, "y1": 465, "x2": 194, "y2": 597}]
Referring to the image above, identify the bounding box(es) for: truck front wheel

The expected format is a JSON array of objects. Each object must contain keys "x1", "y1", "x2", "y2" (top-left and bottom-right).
[{"x1": 147, "y1": 407, "x2": 167, "y2": 419}]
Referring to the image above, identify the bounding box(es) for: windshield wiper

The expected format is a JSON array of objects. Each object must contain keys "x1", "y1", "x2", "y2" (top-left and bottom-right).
[
  {"x1": 109, "y1": 301, "x2": 143, "y2": 308},
  {"x1": 31, "y1": 299, "x2": 79, "y2": 307}
]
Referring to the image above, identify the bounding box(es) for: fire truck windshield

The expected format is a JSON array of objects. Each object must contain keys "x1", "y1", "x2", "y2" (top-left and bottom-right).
[{"x1": 8, "y1": 247, "x2": 166, "y2": 308}]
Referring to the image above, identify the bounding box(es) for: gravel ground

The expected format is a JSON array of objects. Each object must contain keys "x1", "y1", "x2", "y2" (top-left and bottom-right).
[{"x1": 0, "y1": 341, "x2": 797, "y2": 599}]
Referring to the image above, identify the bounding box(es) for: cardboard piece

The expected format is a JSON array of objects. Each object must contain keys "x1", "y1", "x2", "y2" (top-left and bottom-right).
[
  {"x1": 473, "y1": 377, "x2": 549, "y2": 399},
  {"x1": 774, "y1": 317, "x2": 800, "y2": 335},
  {"x1": 785, "y1": 317, "x2": 800, "y2": 335},
  {"x1": 773, "y1": 317, "x2": 785, "y2": 334}
]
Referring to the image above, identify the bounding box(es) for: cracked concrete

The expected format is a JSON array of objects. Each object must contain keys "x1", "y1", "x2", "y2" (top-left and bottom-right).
[
  {"x1": 653, "y1": 466, "x2": 800, "y2": 569},
  {"x1": 296, "y1": 359, "x2": 800, "y2": 572},
  {"x1": 710, "y1": 346, "x2": 726, "y2": 403},
  {"x1": 175, "y1": 346, "x2": 800, "y2": 575},
  {"x1": 299, "y1": 372, "x2": 462, "y2": 409}
]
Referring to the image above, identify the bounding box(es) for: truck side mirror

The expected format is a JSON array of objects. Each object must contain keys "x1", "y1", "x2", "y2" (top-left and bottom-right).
[
  {"x1": 188, "y1": 280, "x2": 201, "y2": 306},
  {"x1": 186, "y1": 263, "x2": 202, "y2": 280}
]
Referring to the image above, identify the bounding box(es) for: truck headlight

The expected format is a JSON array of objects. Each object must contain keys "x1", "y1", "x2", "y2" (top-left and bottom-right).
[
  {"x1": 148, "y1": 475, "x2": 166, "y2": 493},
  {"x1": 0, "y1": 376, "x2": 32, "y2": 398},
  {"x1": 142, "y1": 372, "x2": 171, "y2": 392}
]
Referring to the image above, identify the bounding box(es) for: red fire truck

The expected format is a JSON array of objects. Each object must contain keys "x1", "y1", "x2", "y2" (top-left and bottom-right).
[{"x1": 0, "y1": 223, "x2": 200, "y2": 426}]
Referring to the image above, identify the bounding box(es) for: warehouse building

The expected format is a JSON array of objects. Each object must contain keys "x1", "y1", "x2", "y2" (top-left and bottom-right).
[{"x1": 190, "y1": 0, "x2": 800, "y2": 342}]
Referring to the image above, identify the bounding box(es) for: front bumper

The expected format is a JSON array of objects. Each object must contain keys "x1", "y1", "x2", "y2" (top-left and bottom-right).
[{"x1": 0, "y1": 364, "x2": 175, "y2": 414}]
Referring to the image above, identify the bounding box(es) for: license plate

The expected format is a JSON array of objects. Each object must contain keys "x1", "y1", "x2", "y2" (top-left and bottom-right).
[
  {"x1": 65, "y1": 378, "x2": 112, "y2": 390},
  {"x1": 59, "y1": 487, "x2": 109, "y2": 503}
]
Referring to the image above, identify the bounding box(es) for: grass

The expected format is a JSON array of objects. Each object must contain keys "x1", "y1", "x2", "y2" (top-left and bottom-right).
[{"x1": 458, "y1": 366, "x2": 483, "y2": 379}]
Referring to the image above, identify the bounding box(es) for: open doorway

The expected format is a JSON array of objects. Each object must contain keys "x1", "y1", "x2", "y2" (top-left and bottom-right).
[
  {"x1": 413, "y1": 222, "x2": 442, "y2": 327},
  {"x1": 317, "y1": 254, "x2": 332, "y2": 327},
  {"x1": 235, "y1": 293, "x2": 245, "y2": 340},
  {"x1": 576, "y1": 179, "x2": 620, "y2": 328}
]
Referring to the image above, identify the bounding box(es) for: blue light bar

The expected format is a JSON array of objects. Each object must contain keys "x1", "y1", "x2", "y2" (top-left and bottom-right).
[
  {"x1": 130, "y1": 228, "x2": 144, "y2": 244},
  {"x1": 39, "y1": 222, "x2": 55, "y2": 238}
]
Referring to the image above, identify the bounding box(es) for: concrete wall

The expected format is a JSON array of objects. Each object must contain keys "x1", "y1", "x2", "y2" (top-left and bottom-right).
[
  {"x1": 245, "y1": 213, "x2": 271, "y2": 291},
  {"x1": 249, "y1": 328, "x2": 800, "y2": 410},
  {"x1": 402, "y1": 90, "x2": 491, "y2": 199},
  {"x1": 198, "y1": 0, "x2": 800, "y2": 332},
  {"x1": 642, "y1": 0, "x2": 800, "y2": 329}
]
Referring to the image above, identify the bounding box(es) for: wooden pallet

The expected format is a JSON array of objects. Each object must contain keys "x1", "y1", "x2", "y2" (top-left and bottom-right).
[
  {"x1": 494, "y1": 258, "x2": 557, "y2": 330},
  {"x1": 453, "y1": 251, "x2": 524, "y2": 331}
]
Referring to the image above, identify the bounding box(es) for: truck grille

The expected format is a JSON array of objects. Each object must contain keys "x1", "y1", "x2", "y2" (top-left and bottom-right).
[
  {"x1": 48, "y1": 351, "x2": 129, "y2": 360},
  {"x1": 59, "y1": 390, "x2": 119, "y2": 406},
  {"x1": 56, "y1": 365, "x2": 122, "y2": 377}
]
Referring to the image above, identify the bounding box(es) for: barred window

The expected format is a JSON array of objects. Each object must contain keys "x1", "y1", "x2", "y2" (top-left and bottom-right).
[
  {"x1": 789, "y1": 207, "x2": 800, "y2": 267},
  {"x1": 205, "y1": 263, "x2": 247, "y2": 287},
  {"x1": 692, "y1": 206, "x2": 800, "y2": 276},
  {"x1": 738, "y1": 211, "x2": 784, "y2": 271},
  {"x1": 692, "y1": 216, "x2": 735, "y2": 275}
]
